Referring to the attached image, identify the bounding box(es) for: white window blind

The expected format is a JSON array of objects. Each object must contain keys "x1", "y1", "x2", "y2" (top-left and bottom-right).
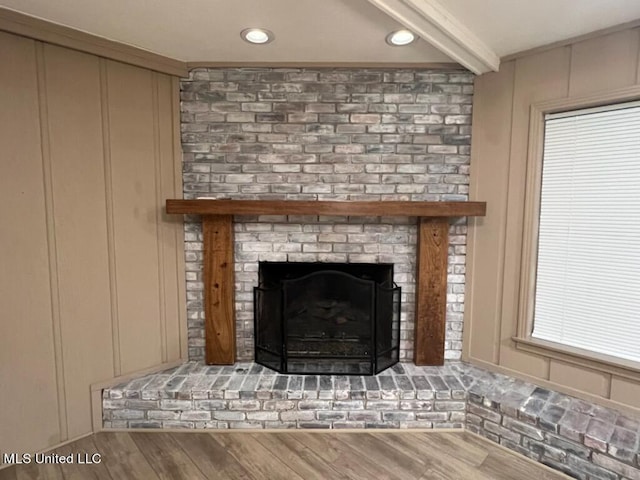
[{"x1": 531, "y1": 101, "x2": 640, "y2": 363}]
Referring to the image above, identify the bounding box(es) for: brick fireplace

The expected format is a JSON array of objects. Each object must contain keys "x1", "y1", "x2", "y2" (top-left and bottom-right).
[
  {"x1": 103, "y1": 67, "x2": 640, "y2": 480},
  {"x1": 179, "y1": 67, "x2": 474, "y2": 363}
]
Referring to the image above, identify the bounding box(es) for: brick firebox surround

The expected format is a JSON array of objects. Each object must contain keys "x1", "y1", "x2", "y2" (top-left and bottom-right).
[
  {"x1": 180, "y1": 67, "x2": 474, "y2": 363},
  {"x1": 166, "y1": 199, "x2": 486, "y2": 365}
]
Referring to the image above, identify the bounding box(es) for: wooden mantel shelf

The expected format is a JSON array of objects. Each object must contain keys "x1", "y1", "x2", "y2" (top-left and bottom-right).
[
  {"x1": 166, "y1": 199, "x2": 486, "y2": 217},
  {"x1": 166, "y1": 198, "x2": 487, "y2": 367}
]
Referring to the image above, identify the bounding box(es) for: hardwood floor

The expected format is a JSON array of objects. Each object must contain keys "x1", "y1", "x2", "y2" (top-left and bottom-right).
[{"x1": 0, "y1": 431, "x2": 568, "y2": 480}]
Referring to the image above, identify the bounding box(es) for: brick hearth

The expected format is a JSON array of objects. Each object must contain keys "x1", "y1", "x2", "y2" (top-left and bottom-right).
[
  {"x1": 104, "y1": 362, "x2": 467, "y2": 430},
  {"x1": 103, "y1": 362, "x2": 640, "y2": 478}
]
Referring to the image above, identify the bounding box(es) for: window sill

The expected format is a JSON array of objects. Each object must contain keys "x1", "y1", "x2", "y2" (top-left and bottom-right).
[{"x1": 512, "y1": 336, "x2": 640, "y2": 379}]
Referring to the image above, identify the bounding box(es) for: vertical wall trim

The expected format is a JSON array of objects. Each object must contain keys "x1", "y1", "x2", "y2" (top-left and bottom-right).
[
  {"x1": 496, "y1": 61, "x2": 518, "y2": 366},
  {"x1": 630, "y1": 29, "x2": 640, "y2": 86},
  {"x1": 152, "y1": 72, "x2": 169, "y2": 363},
  {"x1": 636, "y1": 27, "x2": 640, "y2": 84},
  {"x1": 99, "y1": 59, "x2": 122, "y2": 377},
  {"x1": 35, "y1": 41, "x2": 68, "y2": 441},
  {"x1": 567, "y1": 45, "x2": 575, "y2": 98},
  {"x1": 171, "y1": 75, "x2": 188, "y2": 359},
  {"x1": 606, "y1": 374, "x2": 613, "y2": 400}
]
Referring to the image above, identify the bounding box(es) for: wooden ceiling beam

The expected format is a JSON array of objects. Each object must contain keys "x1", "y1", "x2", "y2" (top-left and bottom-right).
[{"x1": 366, "y1": 0, "x2": 500, "y2": 74}]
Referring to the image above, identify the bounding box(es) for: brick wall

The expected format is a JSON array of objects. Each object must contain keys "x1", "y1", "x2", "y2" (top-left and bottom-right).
[{"x1": 180, "y1": 68, "x2": 474, "y2": 362}]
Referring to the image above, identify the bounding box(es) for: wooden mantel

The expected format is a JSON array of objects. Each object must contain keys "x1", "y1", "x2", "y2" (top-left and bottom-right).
[
  {"x1": 166, "y1": 199, "x2": 486, "y2": 366},
  {"x1": 166, "y1": 199, "x2": 486, "y2": 217}
]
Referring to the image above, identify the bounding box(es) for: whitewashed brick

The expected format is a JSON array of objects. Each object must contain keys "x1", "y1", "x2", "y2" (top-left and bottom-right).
[{"x1": 182, "y1": 68, "x2": 471, "y2": 362}]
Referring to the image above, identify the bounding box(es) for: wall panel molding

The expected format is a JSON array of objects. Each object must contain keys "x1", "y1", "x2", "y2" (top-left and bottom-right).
[
  {"x1": 152, "y1": 73, "x2": 169, "y2": 363},
  {"x1": 99, "y1": 57, "x2": 122, "y2": 377},
  {"x1": 463, "y1": 61, "x2": 515, "y2": 365},
  {"x1": 0, "y1": 29, "x2": 185, "y2": 454},
  {"x1": 35, "y1": 41, "x2": 69, "y2": 442},
  {"x1": 43, "y1": 44, "x2": 116, "y2": 439},
  {"x1": 171, "y1": 76, "x2": 188, "y2": 359},
  {"x1": 0, "y1": 31, "x2": 61, "y2": 454}
]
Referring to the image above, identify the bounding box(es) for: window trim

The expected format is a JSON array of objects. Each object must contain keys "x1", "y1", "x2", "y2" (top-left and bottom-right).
[
  {"x1": 513, "y1": 336, "x2": 640, "y2": 380},
  {"x1": 514, "y1": 84, "x2": 640, "y2": 376}
]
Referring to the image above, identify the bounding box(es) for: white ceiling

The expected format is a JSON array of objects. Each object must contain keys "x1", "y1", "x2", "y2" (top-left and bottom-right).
[
  {"x1": 1, "y1": 0, "x2": 640, "y2": 71},
  {"x1": 0, "y1": 0, "x2": 453, "y2": 63}
]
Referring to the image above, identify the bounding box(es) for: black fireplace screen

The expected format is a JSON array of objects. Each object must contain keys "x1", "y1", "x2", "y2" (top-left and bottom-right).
[{"x1": 254, "y1": 262, "x2": 401, "y2": 375}]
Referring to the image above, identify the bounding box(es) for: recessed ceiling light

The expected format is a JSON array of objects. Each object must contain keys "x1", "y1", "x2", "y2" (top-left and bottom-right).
[
  {"x1": 241, "y1": 28, "x2": 274, "y2": 45},
  {"x1": 386, "y1": 29, "x2": 416, "y2": 46}
]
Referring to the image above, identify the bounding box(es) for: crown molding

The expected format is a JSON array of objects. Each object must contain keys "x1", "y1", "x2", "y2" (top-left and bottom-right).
[
  {"x1": 366, "y1": 0, "x2": 499, "y2": 74},
  {"x1": 186, "y1": 61, "x2": 464, "y2": 70},
  {"x1": 0, "y1": 7, "x2": 187, "y2": 77}
]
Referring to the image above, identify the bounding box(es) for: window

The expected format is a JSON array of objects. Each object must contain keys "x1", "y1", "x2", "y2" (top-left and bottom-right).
[{"x1": 530, "y1": 101, "x2": 640, "y2": 364}]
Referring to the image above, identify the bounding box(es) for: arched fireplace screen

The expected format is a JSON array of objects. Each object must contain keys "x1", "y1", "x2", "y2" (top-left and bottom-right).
[{"x1": 254, "y1": 262, "x2": 401, "y2": 375}]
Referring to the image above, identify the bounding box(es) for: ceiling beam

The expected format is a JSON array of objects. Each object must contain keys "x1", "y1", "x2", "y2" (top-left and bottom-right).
[{"x1": 366, "y1": 0, "x2": 500, "y2": 74}]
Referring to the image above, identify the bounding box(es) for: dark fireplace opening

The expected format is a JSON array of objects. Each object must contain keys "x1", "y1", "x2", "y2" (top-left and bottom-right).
[{"x1": 254, "y1": 262, "x2": 401, "y2": 375}]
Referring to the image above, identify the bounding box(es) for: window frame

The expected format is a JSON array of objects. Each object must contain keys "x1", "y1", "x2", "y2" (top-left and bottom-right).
[{"x1": 513, "y1": 85, "x2": 640, "y2": 378}]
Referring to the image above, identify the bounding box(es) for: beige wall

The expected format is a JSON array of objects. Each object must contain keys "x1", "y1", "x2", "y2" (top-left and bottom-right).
[
  {"x1": 0, "y1": 31, "x2": 186, "y2": 454},
  {"x1": 465, "y1": 27, "x2": 640, "y2": 413}
]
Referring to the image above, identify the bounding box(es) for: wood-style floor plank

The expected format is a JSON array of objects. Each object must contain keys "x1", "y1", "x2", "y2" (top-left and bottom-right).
[
  {"x1": 14, "y1": 457, "x2": 63, "y2": 480},
  {"x1": 130, "y1": 433, "x2": 206, "y2": 480},
  {"x1": 54, "y1": 435, "x2": 112, "y2": 480},
  {"x1": 373, "y1": 432, "x2": 495, "y2": 480},
  {"x1": 172, "y1": 433, "x2": 252, "y2": 480},
  {"x1": 92, "y1": 432, "x2": 157, "y2": 480},
  {"x1": 287, "y1": 432, "x2": 394, "y2": 480},
  {"x1": 251, "y1": 432, "x2": 349, "y2": 480},
  {"x1": 410, "y1": 431, "x2": 490, "y2": 467},
  {"x1": 461, "y1": 432, "x2": 566, "y2": 480},
  {"x1": 334, "y1": 433, "x2": 428, "y2": 479},
  {"x1": 0, "y1": 466, "x2": 17, "y2": 480},
  {"x1": 437, "y1": 432, "x2": 492, "y2": 465},
  {"x1": 211, "y1": 432, "x2": 304, "y2": 480},
  {"x1": 4, "y1": 431, "x2": 570, "y2": 480}
]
